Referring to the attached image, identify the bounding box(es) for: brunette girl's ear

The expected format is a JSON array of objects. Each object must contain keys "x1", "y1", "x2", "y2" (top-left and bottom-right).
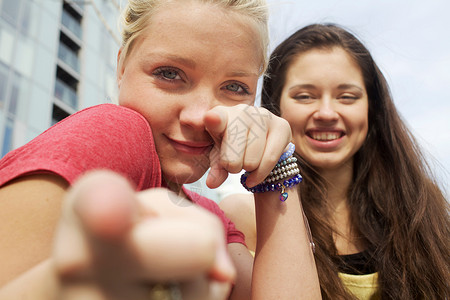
[{"x1": 117, "y1": 48, "x2": 124, "y2": 88}]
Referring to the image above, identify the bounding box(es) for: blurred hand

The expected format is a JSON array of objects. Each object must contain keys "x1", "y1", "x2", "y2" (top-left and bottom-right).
[
  {"x1": 53, "y1": 170, "x2": 235, "y2": 300},
  {"x1": 204, "y1": 104, "x2": 292, "y2": 188}
]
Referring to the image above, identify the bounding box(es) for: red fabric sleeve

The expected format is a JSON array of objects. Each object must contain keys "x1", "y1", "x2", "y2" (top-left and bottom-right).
[
  {"x1": 183, "y1": 187, "x2": 246, "y2": 246},
  {"x1": 0, "y1": 103, "x2": 244, "y2": 246},
  {"x1": 0, "y1": 104, "x2": 161, "y2": 190}
]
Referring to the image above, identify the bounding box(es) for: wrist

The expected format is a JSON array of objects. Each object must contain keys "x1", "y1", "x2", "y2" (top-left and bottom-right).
[{"x1": 240, "y1": 143, "x2": 302, "y2": 202}]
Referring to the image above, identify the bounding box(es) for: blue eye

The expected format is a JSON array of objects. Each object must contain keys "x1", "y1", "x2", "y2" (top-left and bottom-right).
[
  {"x1": 224, "y1": 82, "x2": 250, "y2": 95},
  {"x1": 153, "y1": 67, "x2": 181, "y2": 80}
]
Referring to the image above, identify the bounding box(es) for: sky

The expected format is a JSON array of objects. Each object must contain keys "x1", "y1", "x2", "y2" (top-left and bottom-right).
[{"x1": 264, "y1": 0, "x2": 450, "y2": 193}]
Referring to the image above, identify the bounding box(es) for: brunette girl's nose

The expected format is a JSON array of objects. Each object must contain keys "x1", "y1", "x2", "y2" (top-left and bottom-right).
[{"x1": 313, "y1": 99, "x2": 338, "y2": 122}]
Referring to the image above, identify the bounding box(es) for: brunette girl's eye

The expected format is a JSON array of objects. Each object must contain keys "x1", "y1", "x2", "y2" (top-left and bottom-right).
[
  {"x1": 292, "y1": 93, "x2": 315, "y2": 102},
  {"x1": 152, "y1": 67, "x2": 182, "y2": 80},
  {"x1": 339, "y1": 94, "x2": 359, "y2": 103},
  {"x1": 294, "y1": 94, "x2": 311, "y2": 100}
]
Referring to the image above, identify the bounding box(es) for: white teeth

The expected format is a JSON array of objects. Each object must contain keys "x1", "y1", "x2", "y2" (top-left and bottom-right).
[{"x1": 311, "y1": 132, "x2": 339, "y2": 141}]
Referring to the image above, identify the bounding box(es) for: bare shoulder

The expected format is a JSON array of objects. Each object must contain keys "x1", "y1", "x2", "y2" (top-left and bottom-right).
[
  {"x1": 219, "y1": 193, "x2": 255, "y2": 224},
  {"x1": 219, "y1": 193, "x2": 256, "y2": 251},
  {"x1": 0, "y1": 174, "x2": 68, "y2": 286}
]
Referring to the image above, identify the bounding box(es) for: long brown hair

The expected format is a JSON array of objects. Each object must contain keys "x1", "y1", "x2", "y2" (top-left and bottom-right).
[{"x1": 262, "y1": 24, "x2": 449, "y2": 299}]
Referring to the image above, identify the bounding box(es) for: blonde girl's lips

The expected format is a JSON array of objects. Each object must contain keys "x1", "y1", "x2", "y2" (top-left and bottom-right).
[{"x1": 169, "y1": 138, "x2": 214, "y2": 155}]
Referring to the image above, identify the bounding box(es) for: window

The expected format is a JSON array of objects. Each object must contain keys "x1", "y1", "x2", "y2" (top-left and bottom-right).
[
  {"x1": 0, "y1": 62, "x2": 9, "y2": 108},
  {"x1": 0, "y1": 25, "x2": 15, "y2": 65},
  {"x1": 1, "y1": 0, "x2": 22, "y2": 26},
  {"x1": 52, "y1": 104, "x2": 70, "y2": 125},
  {"x1": 1, "y1": 117, "x2": 13, "y2": 157},
  {"x1": 8, "y1": 72, "x2": 21, "y2": 116}
]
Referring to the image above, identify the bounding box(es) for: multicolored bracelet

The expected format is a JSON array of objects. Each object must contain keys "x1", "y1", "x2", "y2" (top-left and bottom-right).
[
  {"x1": 240, "y1": 143, "x2": 302, "y2": 202},
  {"x1": 241, "y1": 173, "x2": 302, "y2": 201}
]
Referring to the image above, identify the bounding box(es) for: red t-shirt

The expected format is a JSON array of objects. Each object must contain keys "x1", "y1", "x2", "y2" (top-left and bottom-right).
[{"x1": 0, "y1": 104, "x2": 244, "y2": 245}]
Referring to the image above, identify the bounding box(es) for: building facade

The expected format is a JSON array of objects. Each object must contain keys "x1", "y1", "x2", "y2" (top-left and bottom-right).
[{"x1": 0, "y1": 0, "x2": 120, "y2": 157}]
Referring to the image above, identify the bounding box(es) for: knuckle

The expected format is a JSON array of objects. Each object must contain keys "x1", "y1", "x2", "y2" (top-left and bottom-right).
[
  {"x1": 221, "y1": 159, "x2": 242, "y2": 174},
  {"x1": 267, "y1": 151, "x2": 281, "y2": 166},
  {"x1": 243, "y1": 159, "x2": 260, "y2": 172}
]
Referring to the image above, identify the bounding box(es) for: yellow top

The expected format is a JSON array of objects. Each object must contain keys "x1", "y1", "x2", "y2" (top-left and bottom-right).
[
  {"x1": 338, "y1": 272, "x2": 380, "y2": 300},
  {"x1": 249, "y1": 250, "x2": 379, "y2": 299}
]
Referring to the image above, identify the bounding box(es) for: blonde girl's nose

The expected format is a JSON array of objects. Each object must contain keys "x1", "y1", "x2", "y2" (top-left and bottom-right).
[{"x1": 179, "y1": 90, "x2": 216, "y2": 130}]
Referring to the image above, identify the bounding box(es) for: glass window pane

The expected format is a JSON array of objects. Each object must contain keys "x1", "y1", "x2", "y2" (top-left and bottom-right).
[
  {"x1": 0, "y1": 25, "x2": 15, "y2": 65},
  {"x1": 27, "y1": 1, "x2": 40, "y2": 39},
  {"x1": 7, "y1": 71, "x2": 29, "y2": 122},
  {"x1": 28, "y1": 85, "x2": 51, "y2": 132},
  {"x1": 7, "y1": 71, "x2": 29, "y2": 119},
  {"x1": 16, "y1": 72, "x2": 30, "y2": 122},
  {"x1": 1, "y1": 0, "x2": 22, "y2": 26},
  {"x1": 61, "y1": 10, "x2": 82, "y2": 40},
  {"x1": 1, "y1": 117, "x2": 13, "y2": 157},
  {"x1": 20, "y1": 1, "x2": 31, "y2": 33},
  {"x1": 8, "y1": 74, "x2": 20, "y2": 115},
  {"x1": 13, "y1": 36, "x2": 34, "y2": 77},
  {"x1": 38, "y1": 10, "x2": 60, "y2": 53},
  {"x1": 33, "y1": 45, "x2": 56, "y2": 92},
  {"x1": 0, "y1": 62, "x2": 9, "y2": 108}
]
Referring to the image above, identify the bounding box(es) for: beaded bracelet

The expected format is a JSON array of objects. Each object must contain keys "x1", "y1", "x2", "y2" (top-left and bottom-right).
[
  {"x1": 278, "y1": 142, "x2": 295, "y2": 163},
  {"x1": 264, "y1": 157, "x2": 299, "y2": 184},
  {"x1": 240, "y1": 143, "x2": 302, "y2": 202},
  {"x1": 263, "y1": 165, "x2": 299, "y2": 184},
  {"x1": 241, "y1": 173, "x2": 302, "y2": 201}
]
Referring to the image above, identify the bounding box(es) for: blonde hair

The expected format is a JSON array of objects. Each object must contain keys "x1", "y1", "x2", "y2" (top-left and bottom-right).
[{"x1": 118, "y1": 0, "x2": 269, "y2": 74}]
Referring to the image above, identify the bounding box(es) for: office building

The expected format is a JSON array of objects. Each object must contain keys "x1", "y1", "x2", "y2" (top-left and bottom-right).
[{"x1": 0, "y1": 0, "x2": 120, "y2": 157}]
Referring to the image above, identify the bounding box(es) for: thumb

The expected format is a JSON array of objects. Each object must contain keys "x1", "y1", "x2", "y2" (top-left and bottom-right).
[
  {"x1": 204, "y1": 107, "x2": 228, "y2": 142},
  {"x1": 204, "y1": 107, "x2": 229, "y2": 188},
  {"x1": 206, "y1": 144, "x2": 228, "y2": 189}
]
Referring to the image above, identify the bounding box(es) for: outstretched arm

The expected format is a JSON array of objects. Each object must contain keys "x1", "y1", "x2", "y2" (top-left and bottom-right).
[
  {"x1": 0, "y1": 174, "x2": 67, "y2": 289},
  {"x1": 0, "y1": 171, "x2": 236, "y2": 300}
]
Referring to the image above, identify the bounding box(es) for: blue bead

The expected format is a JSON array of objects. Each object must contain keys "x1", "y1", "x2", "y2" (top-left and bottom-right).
[{"x1": 275, "y1": 183, "x2": 282, "y2": 191}]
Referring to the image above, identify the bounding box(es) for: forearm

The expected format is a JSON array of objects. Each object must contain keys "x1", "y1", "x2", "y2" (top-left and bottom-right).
[
  {"x1": 251, "y1": 190, "x2": 321, "y2": 299},
  {"x1": 0, "y1": 259, "x2": 59, "y2": 300}
]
